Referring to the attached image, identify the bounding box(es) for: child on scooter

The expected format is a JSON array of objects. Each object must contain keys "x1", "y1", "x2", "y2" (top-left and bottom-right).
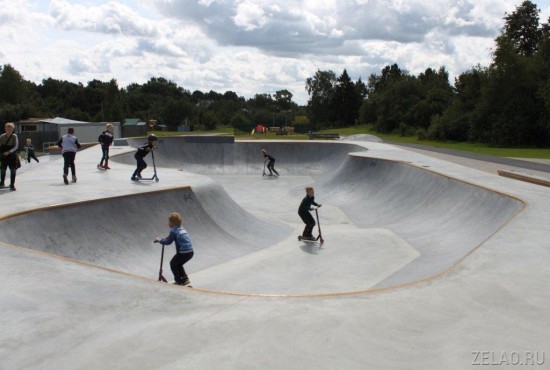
[
  {"x1": 298, "y1": 187, "x2": 322, "y2": 240},
  {"x1": 154, "y1": 212, "x2": 194, "y2": 286}
]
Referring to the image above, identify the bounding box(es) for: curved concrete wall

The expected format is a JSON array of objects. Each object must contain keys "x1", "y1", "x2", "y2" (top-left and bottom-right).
[
  {"x1": 116, "y1": 137, "x2": 366, "y2": 176},
  {"x1": 0, "y1": 183, "x2": 291, "y2": 278},
  {"x1": 1, "y1": 138, "x2": 525, "y2": 292},
  {"x1": 315, "y1": 155, "x2": 524, "y2": 287}
]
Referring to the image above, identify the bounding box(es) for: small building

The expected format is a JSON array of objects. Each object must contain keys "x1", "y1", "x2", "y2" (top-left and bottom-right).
[
  {"x1": 15, "y1": 117, "x2": 121, "y2": 144},
  {"x1": 124, "y1": 118, "x2": 147, "y2": 126},
  {"x1": 122, "y1": 118, "x2": 149, "y2": 137}
]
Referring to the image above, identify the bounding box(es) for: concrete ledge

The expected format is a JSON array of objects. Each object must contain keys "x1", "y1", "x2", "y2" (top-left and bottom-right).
[{"x1": 497, "y1": 169, "x2": 550, "y2": 187}]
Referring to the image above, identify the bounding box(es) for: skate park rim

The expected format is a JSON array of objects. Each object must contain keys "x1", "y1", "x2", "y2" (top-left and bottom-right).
[{"x1": 0, "y1": 150, "x2": 528, "y2": 299}]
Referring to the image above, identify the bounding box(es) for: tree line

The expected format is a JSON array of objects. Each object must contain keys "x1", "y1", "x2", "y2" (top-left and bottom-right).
[
  {"x1": 0, "y1": 67, "x2": 305, "y2": 131},
  {"x1": 306, "y1": 1, "x2": 550, "y2": 147},
  {"x1": 1, "y1": 1, "x2": 548, "y2": 146}
]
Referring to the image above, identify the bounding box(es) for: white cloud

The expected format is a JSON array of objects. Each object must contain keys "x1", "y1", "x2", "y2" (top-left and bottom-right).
[
  {"x1": 49, "y1": 0, "x2": 158, "y2": 37},
  {"x1": 0, "y1": 0, "x2": 546, "y2": 104}
]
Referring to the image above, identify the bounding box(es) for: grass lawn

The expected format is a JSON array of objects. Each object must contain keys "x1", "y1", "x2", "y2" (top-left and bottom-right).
[
  {"x1": 147, "y1": 126, "x2": 550, "y2": 159},
  {"x1": 318, "y1": 126, "x2": 550, "y2": 159}
]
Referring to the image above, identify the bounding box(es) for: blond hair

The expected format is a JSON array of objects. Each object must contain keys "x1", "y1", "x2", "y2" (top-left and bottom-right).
[
  {"x1": 5, "y1": 122, "x2": 14, "y2": 129},
  {"x1": 168, "y1": 212, "x2": 183, "y2": 226},
  {"x1": 106, "y1": 123, "x2": 113, "y2": 129}
]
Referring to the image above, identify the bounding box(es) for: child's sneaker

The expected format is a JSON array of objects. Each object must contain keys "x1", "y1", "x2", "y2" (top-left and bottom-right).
[
  {"x1": 0, "y1": 182, "x2": 5, "y2": 188},
  {"x1": 63, "y1": 175, "x2": 69, "y2": 185},
  {"x1": 175, "y1": 279, "x2": 191, "y2": 286},
  {"x1": 72, "y1": 177, "x2": 77, "y2": 183},
  {"x1": 103, "y1": 165, "x2": 111, "y2": 170},
  {"x1": 9, "y1": 184, "x2": 16, "y2": 191},
  {"x1": 131, "y1": 176, "x2": 138, "y2": 181},
  {"x1": 97, "y1": 164, "x2": 103, "y2": 169}
]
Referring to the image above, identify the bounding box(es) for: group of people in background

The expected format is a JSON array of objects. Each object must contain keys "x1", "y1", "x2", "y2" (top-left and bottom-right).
[{"x1": 0, "y1": 122, "x2": 115, "y2": 190}]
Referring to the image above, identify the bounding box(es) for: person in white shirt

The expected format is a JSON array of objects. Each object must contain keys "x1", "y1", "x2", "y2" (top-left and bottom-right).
[{"x1": 57, "y1": 127, "x2": 82, "y2": 185}]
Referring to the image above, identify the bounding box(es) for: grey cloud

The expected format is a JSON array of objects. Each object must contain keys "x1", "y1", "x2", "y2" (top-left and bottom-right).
[
  {"x1": 67, "y1": 56, "x2": 111, "y2": 75},
  {"x1": 152, "y1": 0, "x2": 500, "y2": 57},
  {"x1": 136, "y1": 38, "x2": 186, "y2": 57}
]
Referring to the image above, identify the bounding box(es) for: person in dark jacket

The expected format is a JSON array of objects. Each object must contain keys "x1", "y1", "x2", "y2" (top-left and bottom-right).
[
  {"x1": 298, "y1": 187, "x2": 322, "y2": 240},
  {"x1": 261, "y1": 149, "x2": 279, "y2": 177},
  {"x1": 97, "y1": 123, "x2": 114, "y2": 170},
  {"x1": 131, "y1": 134, "x2": 158, "y2": 181},
  {"x1": 0, "y1": 122, "x2": 19, "y2": 191},
  {"x1": 155, "y1": 212, "x2": 194, "y2": 286}
]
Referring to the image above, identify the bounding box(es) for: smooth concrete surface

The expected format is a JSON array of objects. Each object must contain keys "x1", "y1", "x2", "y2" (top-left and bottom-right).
[{"x1": 1, "y1": 138, "x2": 550, "y2": 369}]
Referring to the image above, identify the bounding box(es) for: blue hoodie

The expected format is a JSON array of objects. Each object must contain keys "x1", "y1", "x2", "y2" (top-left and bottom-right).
[{"x1": 159, "y1": 226, "x2": 193, "y2": 254}]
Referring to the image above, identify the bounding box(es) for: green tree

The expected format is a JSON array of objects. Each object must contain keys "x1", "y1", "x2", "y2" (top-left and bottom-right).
[
  {"x1": 200, "y1": 110, "x2": 221, "y2": 130},
  {"x1": 333, "y1": 69, "x2": 362, "y2": 127},
  {"x1": 162, "y1": 97, "x2": 194, "y2": 129},
  {"x1": 230, "y1": 111, "x2": 252, "y2": 126},
  {"x1": 502, "y1": 0, "x2": 542, "y2": 57},
  {"x1": 0, "y1": 64, "x2": 25, "y2": 105},
  {"x1": 273, "y1": 89, "x2": 294, "y2": 110},
  {"x1": 305, "y1": 69, "x2": 337, "y2": 127},
  {"x1": 413, "y1": 67, "x2": 454, "y2": 129}
]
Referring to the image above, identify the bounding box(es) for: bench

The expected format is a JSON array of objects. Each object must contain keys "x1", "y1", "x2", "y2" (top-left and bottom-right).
[{"x1": 308, "y1": 133, "x2": 340, "y2": 140}]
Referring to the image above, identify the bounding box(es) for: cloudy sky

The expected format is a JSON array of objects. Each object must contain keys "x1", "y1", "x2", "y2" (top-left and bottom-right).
[{"x1": 1, "y1": 0, "x2": 550, "y2": 104}]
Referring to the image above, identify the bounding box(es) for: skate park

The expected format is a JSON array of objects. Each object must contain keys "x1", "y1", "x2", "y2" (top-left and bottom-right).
[{"x1": 1, "y1": 136, "x2": 549, "y2": 369}]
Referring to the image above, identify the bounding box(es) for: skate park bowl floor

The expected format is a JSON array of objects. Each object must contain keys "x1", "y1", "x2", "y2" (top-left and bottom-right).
[{"x1": 0, "y1": 137, "x2": 525, "y2": 296}]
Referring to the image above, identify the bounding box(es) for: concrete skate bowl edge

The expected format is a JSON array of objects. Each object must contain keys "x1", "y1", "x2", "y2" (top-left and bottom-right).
[
  {"x1": 112, "y1": 137, "x2": 527, "y2": 295},
  {"x1": 0, "y1": 139, "x2": 526, "y2": 296},
  {"x1": 0, "y1": 184, "x2": 292, "y2": 284}
]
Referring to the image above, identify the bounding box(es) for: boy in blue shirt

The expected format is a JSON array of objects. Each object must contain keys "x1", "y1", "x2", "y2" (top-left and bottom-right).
[{"x1": 155, "y1": 212, "x2": 194, "y2": 286}]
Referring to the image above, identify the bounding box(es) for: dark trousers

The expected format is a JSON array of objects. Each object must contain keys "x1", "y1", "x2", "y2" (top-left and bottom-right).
[
  {"x1": 63, "y1": 152, "x2": 76, "y2": 177},
  {"x1": 299, "y1": 211, "x2": 315, "y2": 237},
  {"x1": 0, "y1": 155, "x2": 17, "y2": 185},
  {"x1": 27, "y1": 154, "x2": 39, "y2": 163},
  {"x1": 99, "y1": 146, "x2": 109, "y2": 166},
  {"x1": 170, "y1": 252, "x2": 194, "y2": 283},
  {"x1": 267, "y1": 160, "x2": 279, "y2": 175},
  {"x1": 132, "y1": 156, "x2": 147, "y2": 178}
]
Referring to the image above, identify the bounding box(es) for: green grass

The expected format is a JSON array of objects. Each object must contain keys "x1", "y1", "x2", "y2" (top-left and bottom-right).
[
  {"x1": 318, "y1": 126, "x2": 550, "y2": 159},
  {"x1": 147, "y1": 126, "x2": 550, "y2": 160}
]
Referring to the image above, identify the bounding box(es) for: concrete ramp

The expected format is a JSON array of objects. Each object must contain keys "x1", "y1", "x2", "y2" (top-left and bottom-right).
[
  {"x1": 0, "y1": 138, "x2": 525, "y2": 295},
  {"x1": 0, "y1": 183, "x2": 291, "y2": 279},
  {"x1": 315, "y1": 154, "x2": 524, "y2": 288},
  {"x1": 116, "y1": 137, "x2": 367, "y2": 176}
]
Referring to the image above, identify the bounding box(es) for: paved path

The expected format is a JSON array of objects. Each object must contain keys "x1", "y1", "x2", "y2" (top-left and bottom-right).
[{"x1": 388, "y1": 141, "x2": 550, "y2": 173}]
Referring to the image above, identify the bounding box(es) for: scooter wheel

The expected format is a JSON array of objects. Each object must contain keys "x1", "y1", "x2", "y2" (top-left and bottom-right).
[
  {"x1": 298, "y1": 236, "x2": 302, "y2": 241},
  {"x1": 155, "y1": 178, "x2": 159, "y2": 182}
]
